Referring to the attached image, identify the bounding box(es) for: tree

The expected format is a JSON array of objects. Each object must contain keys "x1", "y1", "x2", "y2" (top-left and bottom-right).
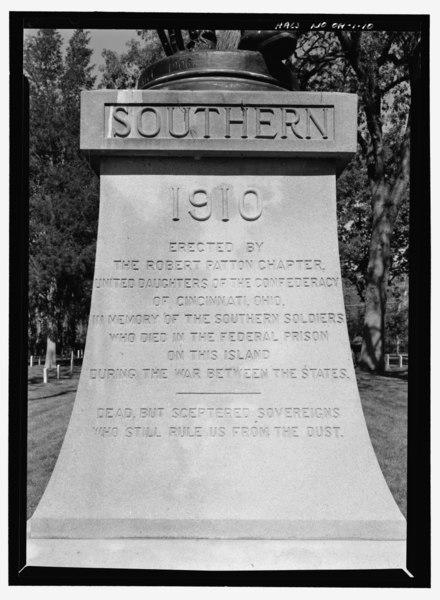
[
  {"x1": 334, "y1": 32, "x2": 417, "y2": 371},
  {"x1": 61, "y1": 29, "x2": 96, "y2": 144},
  {"x1": 25, "y1": 29, "x2": 99, "y2": 364},
  {"x1": 291, "y1": 31, "x2": 417, "y2": 371},
  {"x1": 25, "y1": 29, "x2": 64, "y2": 365},
  {"x1": 100, "y1": 33, "x2": 163, "y2": 89}
]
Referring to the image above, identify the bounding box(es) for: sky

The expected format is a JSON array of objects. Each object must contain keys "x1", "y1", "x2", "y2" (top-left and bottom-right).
[{"x1": 24, "y1": 29, "x2": 141, "y2": 84}]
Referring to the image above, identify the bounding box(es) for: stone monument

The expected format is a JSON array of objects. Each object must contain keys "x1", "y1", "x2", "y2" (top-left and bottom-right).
[{"x1": 28, "y1": 44, "x2": 406, "y2": 570}]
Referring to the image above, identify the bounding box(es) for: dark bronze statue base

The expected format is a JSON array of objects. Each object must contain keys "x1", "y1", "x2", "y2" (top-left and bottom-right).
[
  {"x1": 138, "y1": 50, "x2": 295, "y2": 91},
  {"x1": 238, "y1": 30, "x2": 299, "y2": 60}
]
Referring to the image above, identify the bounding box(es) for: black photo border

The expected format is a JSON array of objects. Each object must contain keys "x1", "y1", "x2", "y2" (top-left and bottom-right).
[{"x1": 9, "y1": 11, "x2": 431, "y2": 588}]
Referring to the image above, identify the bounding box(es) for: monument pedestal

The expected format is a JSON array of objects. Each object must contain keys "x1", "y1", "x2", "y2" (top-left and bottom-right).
[
  {"x1": 28, "y1": 89, "x2": 406, "y2": 570},
  {"x1": 27, "y1": 533, "x2": 406, "y2": 571}
]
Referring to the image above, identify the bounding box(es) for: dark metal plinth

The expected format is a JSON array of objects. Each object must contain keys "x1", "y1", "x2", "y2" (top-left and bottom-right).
[{"x1": 138, "y1": 50, "x2": 292, "y2": 91}]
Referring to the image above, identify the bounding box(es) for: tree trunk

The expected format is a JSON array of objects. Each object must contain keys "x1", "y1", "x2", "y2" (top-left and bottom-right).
[
  {"x1": 359, "y1": 123, "x2": 409, "y2": 373},
  {"x1": 44, "y1": 336, "x2": 57, "y2": 369},
  {"x1": 331, "y1": 31, "x2": 414, "y2": 372},
  {"x1": 358, "y1": 98, "x2": 410, "y2": 372},
  {"x1": 359, "y1": 180, "x2": 391, "y2": 371}
]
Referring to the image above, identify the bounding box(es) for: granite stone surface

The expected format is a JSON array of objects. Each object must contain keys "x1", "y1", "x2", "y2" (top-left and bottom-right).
[{"x1": 29, "y1": 89, "x2": 405, "y2": 568}]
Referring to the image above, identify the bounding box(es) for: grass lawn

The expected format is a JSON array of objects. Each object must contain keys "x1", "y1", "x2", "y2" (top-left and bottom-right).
[
  {"x1": 356, "y1": 369, "x2": 407, "y2": 516},
  {"x1": 26, "y1": 365, "x2": 407, "y2": 520},
  {"x1": 27, "y1": 366, "x2": 79, "y2": 519}
]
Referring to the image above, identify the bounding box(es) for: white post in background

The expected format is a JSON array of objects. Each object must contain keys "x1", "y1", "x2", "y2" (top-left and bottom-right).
[
  {"x1": 399, "y1": 355, "x2": 403, "y2": 368},
  {"x1": 43, "y1": 368, "x2": 48, "y2": 384},
  {"x1": 30, "y1": 356, "x2": 33, "y2": 367},
  {"x1": 70, "y1": 351, "x2": 74, "y2": 374},
  {"x1": 385, "y1": 354, "x2": 390, "y2": 369},
  {"x1": 38, "y1": 356, "x2": 41, "y2": 366},
  {"x1": 56, "y1": 365, "x2": 60, "y2": 379}
]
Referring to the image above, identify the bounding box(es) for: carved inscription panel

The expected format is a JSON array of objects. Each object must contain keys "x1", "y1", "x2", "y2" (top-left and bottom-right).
[
  {"x1": 84, "y1": 160, "x2": 360, "y2": 454},
  {"x1": 107, "y1": 104, "x2": 334, "y2": 142}
]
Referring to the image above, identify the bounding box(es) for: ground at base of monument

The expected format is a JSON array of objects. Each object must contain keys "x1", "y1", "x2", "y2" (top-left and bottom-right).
[{"x1": 26, "y1": 530, "x2": 406, "y2": 571}]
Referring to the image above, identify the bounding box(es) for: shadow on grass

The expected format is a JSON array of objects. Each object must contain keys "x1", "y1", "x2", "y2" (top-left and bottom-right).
[
  {"x1": 357, "y1": 365, "x2": 408, "y2": 381},
  {"x1": 28, "y1": 389, "x2": 76, "y2": 401},
  {"x1": 381, "y1": 369, "x2": 408, "y2": 381},
  {"x1": 28, "y1": 375, "x2": 75, "y2": 385}
]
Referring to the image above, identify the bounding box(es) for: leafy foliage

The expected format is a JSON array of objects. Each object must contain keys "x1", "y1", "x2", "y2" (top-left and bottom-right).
[
  {"x1": 336, "y1": 153, "x2": 372, "y2": 301},
  {"x1": 99, "y1": 32, "x2": 163, "y2": 89},
  {"x1": 290, "y1": 30, "x2": 416, "y2": 370},
  {"x1": 25, "y1": 29, "x2": 99, "y2": 354}
]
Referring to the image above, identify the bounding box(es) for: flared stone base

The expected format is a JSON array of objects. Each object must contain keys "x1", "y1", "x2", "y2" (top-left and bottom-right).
[{"x1": 27, "y1": 526, "x2": 406, "y2": 571}]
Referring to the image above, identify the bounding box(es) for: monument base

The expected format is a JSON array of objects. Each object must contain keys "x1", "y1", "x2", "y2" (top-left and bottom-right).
[{"x1": 27, "y1": 526, "x2": 406, "y2": 571}]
